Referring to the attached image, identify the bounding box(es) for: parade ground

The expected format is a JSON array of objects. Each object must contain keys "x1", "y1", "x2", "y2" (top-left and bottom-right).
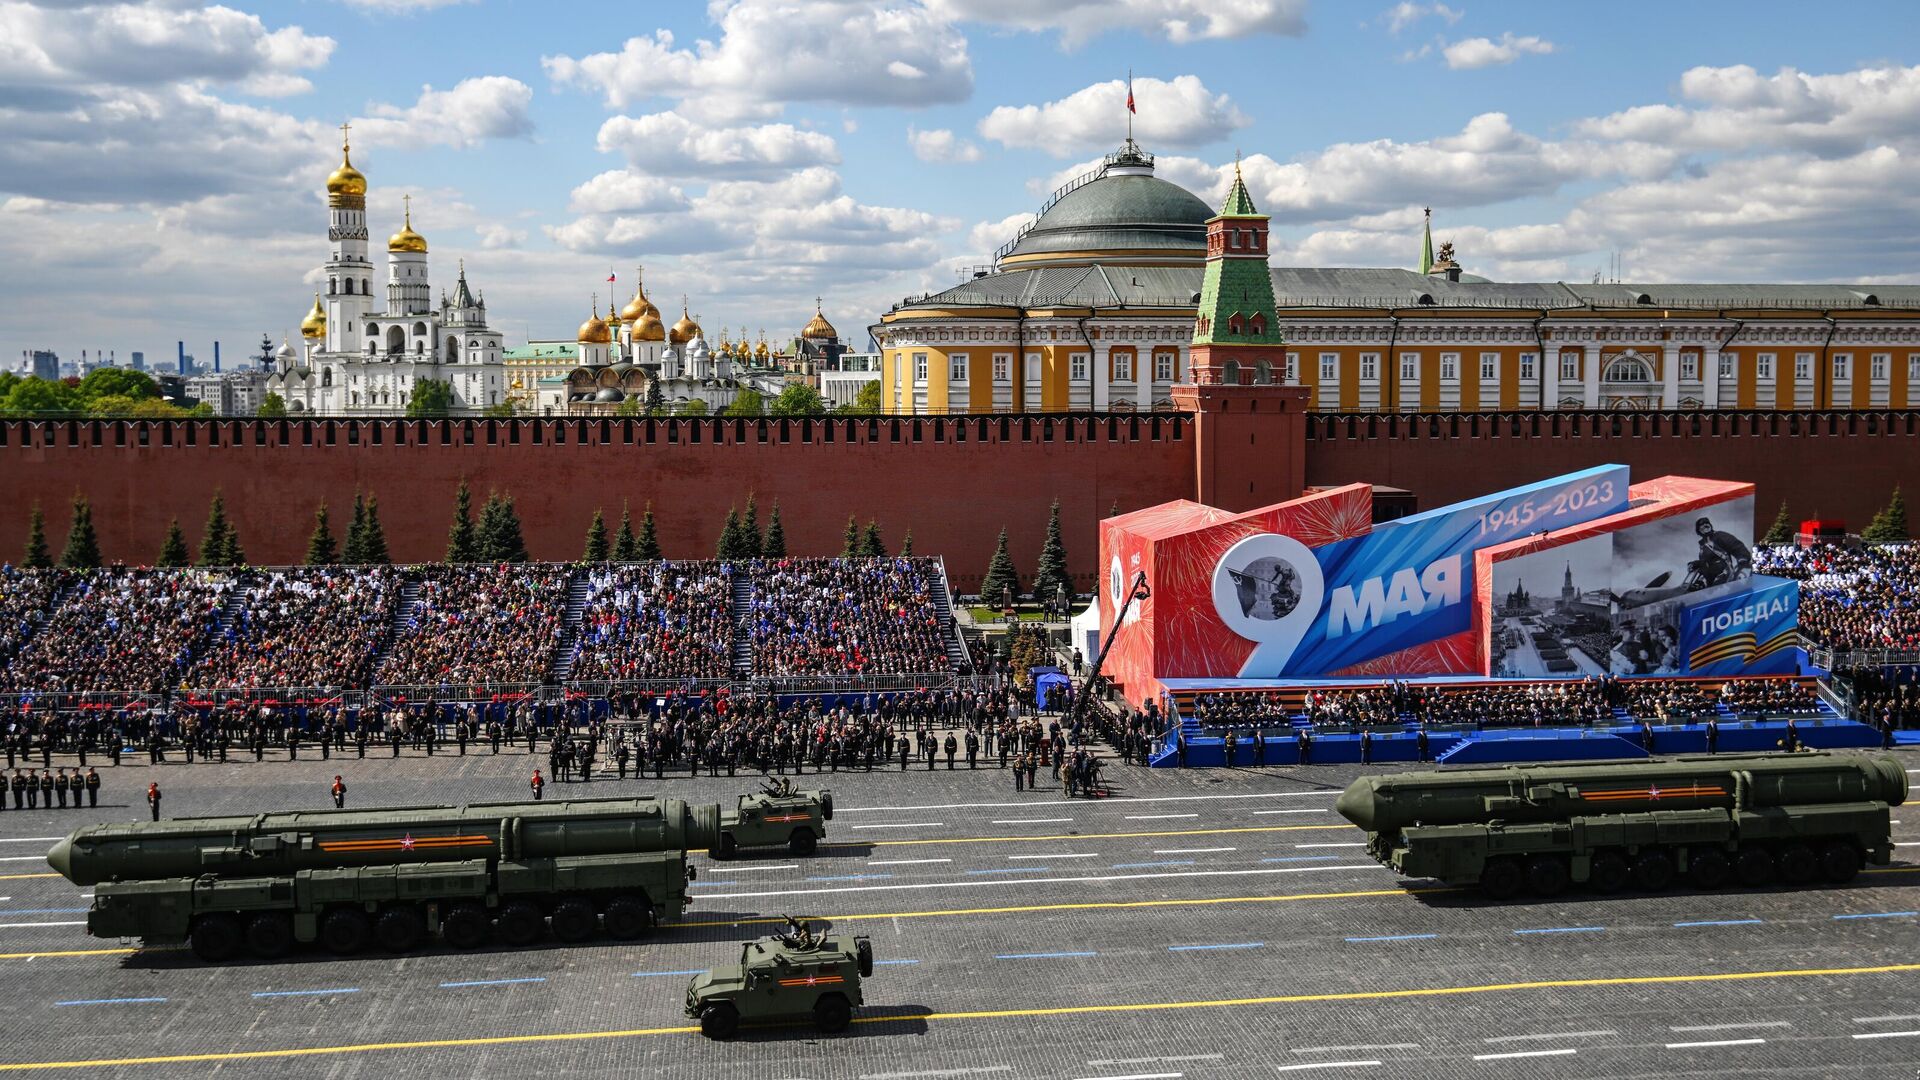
[{"x1": 2, "y1": 748, "x2": 1917, "y2": 1080}]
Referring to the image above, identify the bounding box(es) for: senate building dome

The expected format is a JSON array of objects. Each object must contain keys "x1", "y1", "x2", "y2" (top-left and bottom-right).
[{"x1": 997, "y1": 142, "x2": 1212, "y2": 269}]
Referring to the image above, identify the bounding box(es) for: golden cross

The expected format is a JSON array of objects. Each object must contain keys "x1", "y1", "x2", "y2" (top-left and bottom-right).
[
  {"x1": 339, "y1": 121, "x2": 351, "y2": 148},
  {"x1": 402, "y1": 193, "x2": 412, "y2": 224}
]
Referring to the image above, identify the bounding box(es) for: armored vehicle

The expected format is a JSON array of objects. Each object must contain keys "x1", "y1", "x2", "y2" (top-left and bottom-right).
[
  {"x1": 1336, "y1": 751, "x2": 1907, "y2": 899},
  {"x1": 48, "y1": 796, "x2": 720, "y2": 961},
  {"x1": 686, "y1": 917, "x2": 873, "y2": 1039},
  {"x1": 714, "y1": 779, "x2": 832, "y2": 858}
]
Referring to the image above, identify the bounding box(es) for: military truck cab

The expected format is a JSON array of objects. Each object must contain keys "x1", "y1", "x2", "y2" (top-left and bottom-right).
[
  {"x1": 715, "y1": 780, "x2": 832, "y2": 858},
  {"x1": 687, "y1": 918, "x2": 872, "y2": 1039}
]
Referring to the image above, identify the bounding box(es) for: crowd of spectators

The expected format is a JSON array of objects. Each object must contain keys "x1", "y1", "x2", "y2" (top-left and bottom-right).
[
  {"x1": 1838, "y1": 666, "x2": 1920, "y2": 730},
  {"x1": 3, "y1": 569, "x2": 233, "y2": 694},
  {"x1": 1755, "y1": 543, "x2": 1920, "y2": 653},
  {"x1": 0, "y1": 568, "x2": 67, "y2": 667},
  {"x1": 374, "y1": 565, "x2": 570, "y2": 688},
  {"x1": 187, "y1": 568, "x2": 400, "y2": 690},
  {"x1": 567, "y1": 561, "x2": 735, "y2": 683},
  {"x1": 745, "y1": 557, "x2": 952, "y2": 677}
]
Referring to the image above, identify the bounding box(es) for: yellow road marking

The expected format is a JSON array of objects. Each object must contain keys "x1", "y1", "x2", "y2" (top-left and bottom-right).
[
  {"x1": 0, "y1": 873, "x2": 59, "y2": 881},
  {"x1": 666, "y1": 886, "x2": 1449, "y2": 929},
  {"x1": 3, "y1": 960, "x2": 1916, "y2": 1070},
  {"x1": 0, "y1": 948, "x2": 134, "y2": 960}
]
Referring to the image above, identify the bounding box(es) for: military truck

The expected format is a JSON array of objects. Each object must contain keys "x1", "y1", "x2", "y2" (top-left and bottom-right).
[
  {"x1": 714, "y1": 779, "x2": 832, "y2": 858},
  {"x1": 47, "y1": 796, "x2": 721, "y2": 961},
  {"x1": 1335, "y1": 751, "x2": 1908, "y2": 899},
  {"x1": 686, "y1": 917, "x2": 873, "y2": 1039}
]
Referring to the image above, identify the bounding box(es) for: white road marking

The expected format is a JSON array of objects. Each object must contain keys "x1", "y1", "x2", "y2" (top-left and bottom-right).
[
  {"x1": 1853, "y1": 1014, "x2": 1920, "y2": 1024},
  {"x1": 0, "y1": 856, "x2": 52, "y2": 862},
  {"x1": 1274, "y1": 1062, "x2": 1380, "y2": 1073},
  {"x1": 1473, "y1": 1049, "x2": 1575, "y2": 1061},
  {"x1": 1008, "y1": 853, "x2": 1096, "y2": 860},
  {"x1": 860, "y1": 1068, "x2": 1014, "y2": 1080},
  {"x1": 692, "y1": 862, "x2": 1379, "y2": 900},
  {"x1": 1852, "y1": 1031, "x2": 1920, "y2": 1040},
  {"x1": 838, "y1": 792, "x2": 1341, "y2": 813},
  {"x1": 1295, "y1": 843, "x2": 1367, "y2": 849},
  {"x1": 1125, "y1": 814, "x2": 1198, "y2": 820},
  {"x1": 1086, "y1": 1055, "x2": 1223, "y2": 1067},
  {"x1": 1073, "y1": 1073, "x2": 1183, "y2": 1080},
  {"x1": 867, "y1": 858, "x2": 952, "y2": 866},
  {"x1": 1153, "y1": 847, "x2": 1235, "y2": 854},
  {"x1": 990, "y1": 818, "x2": 1074, "y2": 825},
  {"x1": 703, "y1": 864, "x2": 798, "y2": 873},
  {"x1": 1254, "y1": 809, "x2": 1327, "y2": 815},
  {"x1": 1665, "y1": 1039, "x2": 1765, "y2": 1049},
  {"x1": 1484, "y1": 1030, "x2": 1614, "y2": 1044},
  {"x1": 1669, "y1": 1021, "x2": 1788, "y2": 1032},
  {"x1": 851, "y1": 823, "x2": 944, "y2": 830},
  {"x1": 1289, "y1": 1045, "x2": 1418, "y2": 1054},
  {"x1": 0, "y1": 921, "x2": 85, "y2": 928},
  {"x1": 0, "y1": 837, "x2": 63, "y2": 843}
]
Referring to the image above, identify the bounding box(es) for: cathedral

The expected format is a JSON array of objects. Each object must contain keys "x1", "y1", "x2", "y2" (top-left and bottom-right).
[{"x1": 269, "y1": 126, "x2": 506, "y2": 416}]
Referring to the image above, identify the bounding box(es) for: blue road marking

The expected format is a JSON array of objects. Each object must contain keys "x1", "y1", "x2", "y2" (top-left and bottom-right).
[
  {"x1": 1834, "y1": 911, "x2": 1918, "y2": 920},
  {"x1": 994, "y1": 951, "x2": 1096, "y2": 960},
  {"x1": 1344, "y1": 933, "x2": 1437, "y2": 943},
  {"x1": 439, "y1": 977, "x2": 548, "y2": 988},
  {"x1": 872, "y1": 959, "x2": 920, "y2": 966},
  {"x1": 1260, "y1": 856, "x2": 1339, "y2": 864},
  {"x1": 1514, "y1": 926, "x2": 1605, "y2": 935},
  {"x1": 1169, "y1": 942, "x2": 1266, "y2": 952},
  {"x1": 1675, "y1": 919, "x2": 1765, "y2": 928},
  {"x1": 252, "y1": 988, "x2": 360, "y2": 998},
  {"x1": 55, "y1": 997, "x2": 167, "y2": 1007},
  {"x1": 966, "y1": 867, "x2": 1045, "y2": 875},
  {"x1": 632, "y1": 969, "x2": 707, "y2": 978},
  {"x1": 1110, "y1": 860, "x2": 1194, "y2": 869},
  {"x1": 805, "y1": 874, "x2": 893, "y2": 882}
]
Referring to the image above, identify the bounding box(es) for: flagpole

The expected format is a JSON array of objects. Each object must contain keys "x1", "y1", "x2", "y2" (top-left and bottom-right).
[{"x1": 1126, "y1": 68, "x2": 1133, "y2": 145}]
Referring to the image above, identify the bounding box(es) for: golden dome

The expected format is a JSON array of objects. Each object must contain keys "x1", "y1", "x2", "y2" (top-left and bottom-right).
[
  {"x1": 326, "y1": 134, "x2": 366, "y2": 199},
  {"x1": 755, "y1": 340, "x2": 771, "y2": 360},
  {"x1": 802, "y1": 304, "x2": 838, "y2": 340},
  {"x1": 577, "y1": 297, "x2": 612, "y2": 345},
  {"x1": 633, "y1": 310, "x2": 666, "y2": 342},
  {"x1": 300, "y1": 294, "x2": 327, "y2": 339},
  {"x1": 669, "y1": 304, "x2": 699, "y2": 345},
  {"x1": 388, "y1": 196, "x2": 427, "y2": 254},
  {"x1": 618, "y1": 269, "x2": 659, "y2": 323}
]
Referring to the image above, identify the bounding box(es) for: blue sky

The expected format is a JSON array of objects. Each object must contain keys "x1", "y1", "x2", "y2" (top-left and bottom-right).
[{"x1": 2, "y1": 0, "x2": 1916, "y2": 364}]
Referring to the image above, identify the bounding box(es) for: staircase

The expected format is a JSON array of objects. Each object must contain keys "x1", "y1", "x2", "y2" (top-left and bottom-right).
[
  {"x1": 730, "y1": 572, "x2": 754, "y2": 677},
  {"x1": 213, "y1": 575, "x2": 252, "y2": 639},
  {"x1": 929, "y1": 558, "x2": 972, "y2": 674},
  {"x1": 546, "y1": 570, "x2": 592, "y2": 683},
  {"x1": 369, "y1": 576, "x2": 424, "y2": 681}
]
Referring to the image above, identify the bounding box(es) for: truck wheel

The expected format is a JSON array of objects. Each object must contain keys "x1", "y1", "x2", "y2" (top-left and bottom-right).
[
  {"x1": 245, "y1": 913, "x2": 294, "y2": 959},
  {"x1": 856, "y1": 938, "x2": 874, "y2": 977},
  {"x1": 1632, "y1": 849, "x2": 1675, "y2": 892},
  {"x1": 1524, "y1": 855, "x2": 1568, "y2": 897},
  {"x1": 1776, "y1": 843, "x2": 1817, "y2": 885},
  {"x1": 1820, "y1": 842, "x2": 1862, "y2": 884},
  {"x1": 813, "y1": 992, "x2": 852, "y2": 1034},
  {"x1": 1734, "y1": 847, "x2": 1774, "y2": 887},
  {"x1": 190, "y1": 913, "x2": 243, "y2": 963},
  {"x1": 319, "y1": 908, "x2": 372, "y2": 955},
  {"x1": 602, "y1": 896, "x2": 652, "y2": 940},
  {"x1": 700, "y1": 1002, "x2": 740, "y2": 1040},
  {"x1": 440, "y1": 903, "x2": 490, "y2": 950},
  {"x1": 1588, "y1": 851, "x2": 1630, "y2": 893},
  {"x1": 789, "y1": 829, "x2": 818, "y2": 856},
  {"x1": 1687, "y1": 849, "x2": 1731, "y2": 891},
  {"x1": 820, "y1": 792, "x2": 834, "y2": 820},
  {"x1": 1479, "y1": 858, "x2": 1523, "y2": 900},
  {"x1": 550, "y1": 898, "x2": 597, "y2": 943},
  {"x1": 375, "y1": 906, "x2": 426, "y2": 952},
  {"x1": 495, "y1": 901, "x2": 544, "y2": 946},
  {"x1": 715, "y1": 833, "x2": 737, "y2": 860}
]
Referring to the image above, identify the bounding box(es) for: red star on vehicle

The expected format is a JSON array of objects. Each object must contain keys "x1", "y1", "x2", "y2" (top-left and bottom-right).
[
  {"x1": 1647, "y1": 786, "x2": 1661, "y2": 800},
  {"x1": 400, "y1": 833, "x2": 416, "y2": 850},
  {"x1": 804, "y1": 975, "x2": 818, "y2": 986}
]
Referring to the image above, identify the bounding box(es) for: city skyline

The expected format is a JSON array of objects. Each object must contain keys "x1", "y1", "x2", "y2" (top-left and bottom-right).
[{"x1": 1, "y1": 0, "x2": 1916, "y2": 363}]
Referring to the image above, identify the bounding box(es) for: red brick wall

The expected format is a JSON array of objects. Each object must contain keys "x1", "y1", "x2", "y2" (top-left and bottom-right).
[
  {"x1": 0, "y1": 415, "x2": 1195, "y2": 593},
  {"x1": 1304, "y1": 411, "x2": 1920, "y2": 530}
]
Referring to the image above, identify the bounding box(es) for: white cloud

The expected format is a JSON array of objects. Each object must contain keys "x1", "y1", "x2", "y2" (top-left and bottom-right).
[
  {"x1": 566, "y1": 171, "x2": 691, "y2": 216},
  {"x1": 594, "y1": 111, "x2": 839, "y2": 178},
  {"x1": 1579, "y1": 63, "x2": 1920, "y2": 155},
  {"x1": 0, "y1": 1, "x2": 334, "y2": 94},
  {"x1": 542, "y1": 1, "x2": 972, "y2": 122},
  {"x1": 926, "y1": 0, "x2": 1306, "y2": 46},
  {"x1": 908, "y1": 126, "x2": 983, "y2": 163},
  {"x1": 353, "y1": 76, "x2": 535, "y2": 148},
  {"x1": 1378, "y1": 2, "x2": 1461, "y2": 33},
  {"x1": 964, "y1": 212, "x2": 1035, "y2": 257},
  {"x1": 475, "y1": 223, "x2": 525, "y2": 250},
  {"x1": 338, "y1": 0, "x2": 475, "y2": 11},
  {"x1": 979, "y1": 75, "x2": 1248, "y2": 156},
  {"x1": 1441, "y1": 32, "x2": 1555, "y2": 70}
]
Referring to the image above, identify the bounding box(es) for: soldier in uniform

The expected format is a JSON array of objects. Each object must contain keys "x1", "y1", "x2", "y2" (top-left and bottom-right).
[
  {"x1": 898, "y1": 735, "x2": 910, "y2": 771},
  {"x1": 1223, "y1": 729, "x2": 1237, "y2": 769},
  {"x1": 1360, "y1": 728, "x2": 1373, "y2": 766},
  {"x1": 1416, "y1": 726, "x2": 1430, "y2": 762},
  {"x1": 39, "y1": 769, "x2": 54, "y2": 809},
  {"x1": 943, "y1": 733, "x2": 957, "y2": 770},
  {"x1": 530, "y1": 768, "x2": 545, "y2": 800},
  {"x1": 965, "y1": 730, "x2": 979, "y2": 769},
  {"x1": 1013, "y1": 751, "x2": 1025, "y2": 792},
  {"x1": 1296, "y1": 727, "x2": 1313, "y2": 766},
  {"x1": 12, "y1": 769, "x2": 27, "y2": 809},
  {"x1": 1705, "y1": 717, "x2": 1719, "y2": 755},
  {"x1": 489, "y1": 722, "x2": 503, "y2": 755},
  {"x1": 331, "y1": 775, "x2": 346, "y2": 809},
  {"x1": 146, "y1": 781, "x2": 161, "y2": 821},
  {"x1": 23, "y1": 769, "x2": 38, "y2": 809},
  {"x1": 54, "y1": 767, "x2": 68, "y2": 809},
  {"x1": 355, "y1": 727, "x2": 368, "y2": 759},
  {"x1": 615, "y1": 740, "x2": 630, "y2": 780},
  {"x1": 84, "y1": 767, "x2": 99, "y2": 808}
]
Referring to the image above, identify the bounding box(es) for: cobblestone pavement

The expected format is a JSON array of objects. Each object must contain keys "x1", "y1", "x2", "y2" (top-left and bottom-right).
[{"x1": 1, "y1": 746, "x2": 1916, "y2": 1079}]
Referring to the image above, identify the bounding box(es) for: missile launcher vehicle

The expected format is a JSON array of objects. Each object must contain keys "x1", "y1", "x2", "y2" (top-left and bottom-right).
[
  {"x1": 714, "y1": 778, "x2": 832, "y2": 858},
  {"x1": 47, "y1": 796, "x2": 721, "y2": 961},
  {"x1": 1335, "y1": 751, "x2": 1908, "y2": 899},
  {"x1": 686, "y1": 916, "x2": 873, "y2": 1039}
]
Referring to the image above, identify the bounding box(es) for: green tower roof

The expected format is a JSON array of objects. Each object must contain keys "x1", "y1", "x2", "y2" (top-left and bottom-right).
[{"x1": 1191, "y1": 170, "x2": 1285, "y2": 347}]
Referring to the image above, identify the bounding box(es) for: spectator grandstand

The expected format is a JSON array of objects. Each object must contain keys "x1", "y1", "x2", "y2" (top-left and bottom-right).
[
  {"x1": 1, "y1": 567, "x2": 67, "y2": 667},
  {"x1": 745, "y1": 557, "x2": 952, "y2": 678},
  {"x1": 567, "y1": 561, "x2": 736, "y2": 683},
  {"x1": 187, "y1": 567, "x2": 400, "y2": 690},
  {"x1": 3, "y1": 569, "x2": 232, "y2": 694},
  {"x1": 373, "y1": 565, "x2": 571, "y2": 688},
  {"x1": 1755, "y1": 542, "x2": 1920, "y2": 654}
]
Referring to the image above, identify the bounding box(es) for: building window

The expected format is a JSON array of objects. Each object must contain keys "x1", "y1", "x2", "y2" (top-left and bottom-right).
[
  {"x1": 1832, "y1": 353, "x2": 1851, "y2": 380},
  {"x1": 1114, "y1": 353, "x2": 1133, "y2": 382},
  {"x1": 1602, "y1": 356, "x2": 1653, "y2": 383},
  {"x1": 1400, "y1": 352, "x2": 1418, "y2": 381},
  {"x1": 1254, "y1": 360, "x2": 1274, "y2": 385},
  {"x1": 1155, "y1": 353, "x2": 1174, "y2": 381},
  {"x1": 1024, "y1": 353, "x2": 1041, "y2": 381},
  {"x1": 1757, "y1": 353, "x2": 1775, "y2": 380},
  {"x1": 1070, "y1": 353, "x2": 1088, "y2": 381},
  {"x1": 1360, "y1": 353, "x2": 1378, "y2": 381},
  {"x1": 1793, "y1": 353, "x2": 1812, "y2": 380},
  {"x1": 1681, "y1": 353, "x2": 1699, "y2": 380},
  {"x1": 993, "y1": 354, "x2": 1010, "y2": 382},
  {"x1": 913, "y1": 353, "x2": 928, "y2": 383},
  {"x1": 1440, "y1": 352, "x2": 1459, "y2": 381},
  {"x1": 1719, "y1": 354, "x2": 1736, "y2": 378},
  {"x1": 1479, "y1": 352, "x2": 1498, "y2": 381},
  {"x1": 1559, "y1": 352, "x2": 1579, "y2": 381},
  {"x1": 1319, "y1": 353, "x2": 1337, "y2": 382},
  {"x1": 1871, "y1": 353, "x2": 1888, "y2": 381},
  {"x1": 1519, "y1": 352, "x2": 1537, "y2": 380},
  {"x1": 950, "y1": 354, "x2": 968, "y2": 382}
]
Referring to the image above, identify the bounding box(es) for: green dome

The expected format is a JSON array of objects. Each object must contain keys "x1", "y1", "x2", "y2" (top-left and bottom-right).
[{"x1": 1004, "y1": 149, "x2": 1212, "y2": 264}]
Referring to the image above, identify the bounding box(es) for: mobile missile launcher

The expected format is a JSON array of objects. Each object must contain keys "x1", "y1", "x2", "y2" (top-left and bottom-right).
[
  {"x1": 686, "y1": 916, "x2": 873, "y2": 1039},
  {"x1": 1336, "y1": 751, "x2": 1907, "y2": 899},
  {"x1": 47, "y1": 796, "x2": 720, "y2": 962},
  {"x1": 714, "y1": 779, "x2": 832, "y2": 858}
]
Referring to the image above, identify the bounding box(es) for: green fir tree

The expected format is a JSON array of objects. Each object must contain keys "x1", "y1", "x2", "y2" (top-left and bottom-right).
[
  {"x1": 584, "y1": 509, "x2": 609, "y2": 562},
  {"x1": 59, "y1": 494, "x2": 102, "y2": 569},
  {"x1": 21, "y1": 505, "x2": 50, "y2": 568},
  {"x1": 861, "y1": 520, "x2": 886, "y2": 558},
  {"x1": 342, "y1": 492, "x2": 369, "y2": 565},
  {"x1": 358, "y1": 496, "x2": 390, "y2": 565},
  {"x1": 612, "y1": 504, "x2": 638, "y2": 561},
  {"x1": 156, "y1": 519, "x2": 189, "y2": 568},
  {"x1": 899, "y1": 529, "x2": 913, "y2": 557},
  {"x1": 1760, "y1": 501, "x2": 1794, "y2": 546},
  {"x1": 979, "y1": 527, "x2": 1020, "y2": 607},
  {"x1": 478, "y1": 493, "x2": 529, "y2": 562},
  {"x1": 1032, "y1": 498, "x2": 1070, "y2": 608},
  {"x1": 740, "y1": 494, "x2": 763, "y2": 558},
  {"x1": 763, "y1": 503, "x2": 787, "y2": 558},
  {"x1": 446, "y1": 480, "x2": 477, "y2": 563},
  {"x1": 643, "y1": 377, "x2": 665, "y2": 417},
  {"x1": 637, "y1": 503, "x2": 662, "y2": 560},
  {"x1": 840, "y1": 515, "x2": 860, "y2": 559},
  {"x1": 196, "y1": 492, "x2": 233, "y2": 567},
  {"x1": 1863, "y1": 487, "x2": 1911, "y2": 542},
  {"x1": 718, "y1": 507, "x2": 744, "y2": 559},
  {"x1": 305, "y1": 504, "x2": 338, "y2": 565}
]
